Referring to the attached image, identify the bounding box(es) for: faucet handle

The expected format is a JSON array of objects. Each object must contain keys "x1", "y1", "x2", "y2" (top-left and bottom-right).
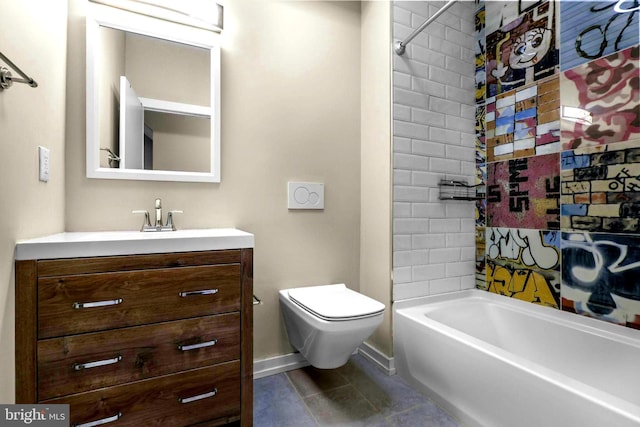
[
  {"x1": 132, "y1": 210, "x2": 151, "y2": 231},
  {"x1": 166, "y1": 210, "x2": 183, "y2": 231}
]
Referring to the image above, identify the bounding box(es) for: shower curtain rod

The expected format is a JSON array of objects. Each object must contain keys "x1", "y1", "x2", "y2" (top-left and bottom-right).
[
  {"x1": 394, "y1": 0, "x2": 457, "y2": 56},
  {"x1": 0, "y1": 51, "x2": 38, "y2": 90}
]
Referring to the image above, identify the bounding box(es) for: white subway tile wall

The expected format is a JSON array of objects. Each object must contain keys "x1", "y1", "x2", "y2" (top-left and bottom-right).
[{"x1": 392, "y1": 1, "x2": 476, "y2": 300}]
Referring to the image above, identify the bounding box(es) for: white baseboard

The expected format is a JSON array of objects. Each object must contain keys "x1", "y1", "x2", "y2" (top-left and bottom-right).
[
  {"x1": 358, "y1": 341, "x2": 396, "y2": 375},
  {"x1": 253, "y1": 343, "x2": 395, "y2": 379},
  {"x1": 253, "y1": 352, "x2": 310, "y2": 379}
]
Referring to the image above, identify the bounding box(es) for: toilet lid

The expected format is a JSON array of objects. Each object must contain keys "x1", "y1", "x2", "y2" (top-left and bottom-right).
[{"x1": 288, "y1": 284, "x2": 385, "y2": 320}]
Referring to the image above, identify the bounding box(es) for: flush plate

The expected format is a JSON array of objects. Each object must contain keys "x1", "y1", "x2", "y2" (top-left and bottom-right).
[{"x1": 288, "y1": 182, "x2": 324, "y2": 210}]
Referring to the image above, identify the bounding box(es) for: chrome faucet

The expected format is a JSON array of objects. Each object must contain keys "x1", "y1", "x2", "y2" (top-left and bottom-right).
[
  {"x1": 155, "y1": 198, "x2": 163, "y2": 227},
  {"x1": 133, "y1": 198, "x2": 183, "y2": 232}
]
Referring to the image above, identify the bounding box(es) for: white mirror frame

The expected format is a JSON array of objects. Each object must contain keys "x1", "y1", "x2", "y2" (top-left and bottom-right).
[{"x1": 86, "y1": 3, "x2": 221, "y2": 182}]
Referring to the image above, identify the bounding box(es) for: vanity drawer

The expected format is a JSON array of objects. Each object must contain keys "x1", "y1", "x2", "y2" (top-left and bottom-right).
[
  {"x1": 38, "y1": 264, "x2": 241, "y2": 338},
  {"x1": 43, "y1": 361, "x2": 241, "y2": 427},
  {"x1": 37, "y1": 313, "x2": 240, "y2": 401}
]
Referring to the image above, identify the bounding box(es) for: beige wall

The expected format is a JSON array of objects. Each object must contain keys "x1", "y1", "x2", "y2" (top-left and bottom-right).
[
  {"x1": 0, "y1": 0, "x2": 67, "y2": 403},
  {"x1": 145, "y1": 112, "x2": 210, "y2": 172},
  {"x1": 65, "y1": 0, "x2": 366, "y2": 360},
  {"x1": 124, "y1": 32, "x2": 210, "y2": 105},
  {"x1": 360, "y1": 2, "x2": 392, "y2": 356}
]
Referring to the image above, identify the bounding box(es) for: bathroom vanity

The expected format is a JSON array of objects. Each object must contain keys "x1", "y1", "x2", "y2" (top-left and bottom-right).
[{"x1": 15, "y1": 229, "x2": 254, "y2": 427}]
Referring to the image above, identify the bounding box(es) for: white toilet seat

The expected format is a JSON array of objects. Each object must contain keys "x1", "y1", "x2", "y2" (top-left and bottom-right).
[{"x1": 288, "y1": 284, "x2": 385, "y2": 321}]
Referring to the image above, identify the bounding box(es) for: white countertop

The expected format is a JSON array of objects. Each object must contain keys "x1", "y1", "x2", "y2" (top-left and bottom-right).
[{"x1": 15, "y1": 228, "x2": 254, "y2": 260}]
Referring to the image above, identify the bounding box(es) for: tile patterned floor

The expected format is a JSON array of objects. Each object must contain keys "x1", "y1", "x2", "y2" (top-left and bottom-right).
[{"x1": 254, "y1": 354, "x2": 463, "y2": 427}]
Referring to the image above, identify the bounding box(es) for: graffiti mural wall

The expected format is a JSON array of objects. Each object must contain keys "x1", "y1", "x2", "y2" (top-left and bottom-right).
[
  {"x1": 560, "y1": 45, "x2": 640, "y2": 150},
  {"x1": 486, "y1": 227, "x2": 561, "y2": 308},
  {"x1": 485, "y1": 0, "x2": 559, "y2": 98},
  {"x1": 559, "y1": 1, "x2": 639, "y2": 72},
  {"x1": 475, "y1": 0, "x2": 640, "y2": 329},
  {"x1": 487, "y1": 153, "x2": 560, "y2": 229},
  {"x1": 562, "y1": 232, "x2": 640, "y2": 329},
  {"x1": 486, "y1": 77, "x2": 561, "y2": 162},
  {"x1": 561, "y1": 138, "x2": 640, "y2": 232}
]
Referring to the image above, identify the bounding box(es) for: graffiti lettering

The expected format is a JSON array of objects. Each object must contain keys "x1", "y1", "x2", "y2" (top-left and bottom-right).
[
  {"x1": 508, "y1": 159, "x2": 529, "y2": 212},
  {"x1": 487, "y1": 262, "x2": 559, "y2": 308},
  {"x1": 546, "y1": 176, "x2": 560, "y2": 194},
  {"x1": 487, "y1": 227, "x2": 559, "y2": 269},
  {"x1": 564, "y1": 234, "x2": 640, "y2": 278},
  {"x1": 563, "y1": 181, "x2": 590, "y2": 194},
  {"x1": 608, "y1": 167, "x2": 635, "y2": 190},
  {"x1": 486, "y1": 228, "x2": 560, "y2": 308},
  {"x1": 615, "y1": 0, "x2": 640, "y2": 12},
  {"x1": 627, "y1": 181, "x2": 640, "y2": 192},
  {"x1": 545, "y1": 176, "x2": 560, "y2": 204},
  {"x1": 508, "y1": 159, "x2": 528, "y2": 180},
  {"x1": 487, "y1": 184, "x2": 502, "y2": 203},
  {"x1": 509, "y1": 185, "x2": 529, "y2": 212},
  {"x1": 575, "y1": 1, "x2": 638, "y2": 59},
  {"x1": 545, "y1": 176, "x2": 561, "y2": 229},
  {"x1": 617, "y1": 167, "x2": 632, "y2": 181}
]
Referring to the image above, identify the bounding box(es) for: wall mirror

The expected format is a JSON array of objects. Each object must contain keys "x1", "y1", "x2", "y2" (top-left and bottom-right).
[{"x1": 86, "y1": 4, "x2": 221, "y2": 182}]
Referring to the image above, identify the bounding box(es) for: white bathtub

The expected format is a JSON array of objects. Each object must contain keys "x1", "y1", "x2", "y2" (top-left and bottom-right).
[{"x1": 394, "y1": 289, "x2": 640, "y2": 427}]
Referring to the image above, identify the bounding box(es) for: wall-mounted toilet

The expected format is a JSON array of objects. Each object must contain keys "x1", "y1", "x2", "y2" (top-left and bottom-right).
[{"x1": 279, "y1": 284, "x2": 385, "y2": 369}]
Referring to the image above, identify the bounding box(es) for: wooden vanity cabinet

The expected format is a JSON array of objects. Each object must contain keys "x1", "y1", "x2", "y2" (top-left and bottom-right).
[{"x1": 16, "y1": 249, "x2": 253, "y2": 427}]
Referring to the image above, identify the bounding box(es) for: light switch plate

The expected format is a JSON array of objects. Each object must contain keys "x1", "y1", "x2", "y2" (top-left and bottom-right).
[
  {"x1": 288, "y1": 182, "x2": 324, "y2": 210},
  {"x1": 38, "y1": 146, "x2": 50, "y2": 182}
]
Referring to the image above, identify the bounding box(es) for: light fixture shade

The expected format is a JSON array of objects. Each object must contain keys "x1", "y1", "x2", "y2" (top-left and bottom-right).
[{"x1": 89, "y1": 0, "x2": 223, "y2": 32}]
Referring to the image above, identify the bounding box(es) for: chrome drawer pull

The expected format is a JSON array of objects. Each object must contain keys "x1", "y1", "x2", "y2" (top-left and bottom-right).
[
  {"x1": 179, "y1": 289, "x2": 218, "y2": 297},
  {"x1": 73, "y1": 298, "x2": 123, "y2": 309},
  {"x1": 179, "y1": 388, "x2": 217, "y2": 404},
  {"x1": 74, "y1": 412, "x2": 122, "y2": 427},
  {"x1": 73, "y1": 355, "x2": 123, "y2": 371},
  {"x1": 178, "y1": 339, "x2": 218, "y2": 351}
]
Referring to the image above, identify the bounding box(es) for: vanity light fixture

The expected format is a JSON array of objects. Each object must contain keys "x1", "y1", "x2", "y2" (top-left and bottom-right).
[{"x1": 89, "y1": 0, "x2": 223, "y2": 32}]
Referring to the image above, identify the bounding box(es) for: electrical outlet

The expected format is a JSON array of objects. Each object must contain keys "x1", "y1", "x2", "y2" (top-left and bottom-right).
[{"x1": 38, "y1": 146, "x2": 50, "y2": 182}]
